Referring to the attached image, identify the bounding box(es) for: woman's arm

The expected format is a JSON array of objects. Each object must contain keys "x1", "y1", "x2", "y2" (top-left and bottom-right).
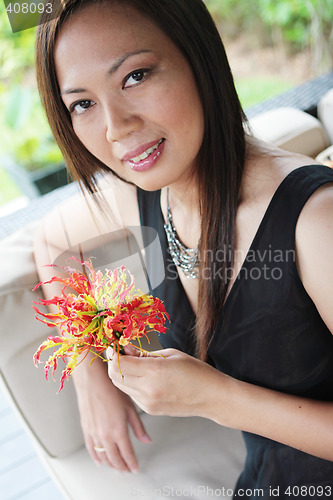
[
  {"x1": 72, "y1": 349, "x2": 151, "y2": 471},
  {"x1": 295, "y1": 182, "x2": 333, "y2": 333},
  {"x1": 108, "y1": 346, "x2": 333, "y2": 462},
  {"x1": 33, "y1": 178, "x2": 151, "y2": 471},
  {"x1": 108, "y1": 183, "x2": 333, "y2": 462}
]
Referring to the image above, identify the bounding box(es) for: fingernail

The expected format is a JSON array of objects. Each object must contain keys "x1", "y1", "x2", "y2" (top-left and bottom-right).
[
  {"x1": 131, "y1": 466, "x2": 139, "y2": 474},
  {"x1": 142, "y1": 434, "x2": 152, "y2": 443}
]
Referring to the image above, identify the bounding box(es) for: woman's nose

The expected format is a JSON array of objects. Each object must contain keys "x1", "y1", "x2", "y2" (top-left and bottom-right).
[{"x1": 104, "y1": 101, "x2": 143, "y2": 142}]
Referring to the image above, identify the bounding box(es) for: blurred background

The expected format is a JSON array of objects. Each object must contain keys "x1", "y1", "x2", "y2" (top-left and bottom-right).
[{"x1": 0, "y1": 0, "x2": 333, "y2": 216}]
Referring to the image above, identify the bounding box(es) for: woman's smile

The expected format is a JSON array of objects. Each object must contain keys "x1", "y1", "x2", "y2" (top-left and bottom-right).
[
  {"x1": 55, "y1": 2, "x2": 204, "y2": 191},
  {"x1": 123, "y1": 138, "x2": 166, "y2": 172}
]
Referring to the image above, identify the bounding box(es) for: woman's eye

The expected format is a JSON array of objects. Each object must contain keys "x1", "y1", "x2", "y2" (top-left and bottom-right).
[
  {"x1": 70, "y1": 100, "x2": 95, "y2": 115},
  {"x1": 123, "y1": 69, "x2": 149, "y2": 89}
]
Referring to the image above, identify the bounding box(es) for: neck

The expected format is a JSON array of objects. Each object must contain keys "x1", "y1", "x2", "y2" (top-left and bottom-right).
[
  {"x1": 165, "y1": 176, "x2": 200, "y2": 217},
  {"x1": 161, "y1": 177, "x2": 201, "y2": 251}
]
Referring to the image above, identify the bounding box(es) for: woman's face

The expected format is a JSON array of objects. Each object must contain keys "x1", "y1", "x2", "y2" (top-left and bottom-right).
[{"x1": 55, "y1": 2, "x2": 205, "y2": 191}]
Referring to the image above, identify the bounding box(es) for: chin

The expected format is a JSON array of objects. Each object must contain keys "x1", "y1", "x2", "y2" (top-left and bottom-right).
[{"x1": 133, "y1": 180, "x2": 166, "y2": 192}]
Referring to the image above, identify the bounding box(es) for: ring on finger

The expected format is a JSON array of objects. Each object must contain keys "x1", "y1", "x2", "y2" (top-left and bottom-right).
[{"x1": 94, "y1": 445, "x2": 106, "y2": 452}]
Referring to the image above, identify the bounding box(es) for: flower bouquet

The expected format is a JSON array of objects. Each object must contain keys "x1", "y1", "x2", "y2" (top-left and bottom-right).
[{"x1": 33, "y1": 258, "x2": 169, "y2": 392}]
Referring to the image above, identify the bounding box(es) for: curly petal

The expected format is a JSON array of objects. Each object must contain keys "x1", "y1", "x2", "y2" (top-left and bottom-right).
[{"x1": 33, "y1": 261, "x2": 169, "y2": 391}]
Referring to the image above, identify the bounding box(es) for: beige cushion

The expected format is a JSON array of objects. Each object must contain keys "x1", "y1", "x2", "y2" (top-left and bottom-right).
[
  {"x1": 0, "y1": 221, "x2": 83, "y2": 457},
  {"x1": 318, "y1": 88, "x2": 333, "y2": 144},
  {"x1": 316, "y1": 145, "x2": 333, "y2": 168},
  {"x1": 0, "y1": 221, "x2": 246, "y2": 499},
  {"x1": 250, "y1": 107, "x2": 330, "y2": 157},
  {"x1": 45, "y1": 415, "x2": 246, "y2": 500}
]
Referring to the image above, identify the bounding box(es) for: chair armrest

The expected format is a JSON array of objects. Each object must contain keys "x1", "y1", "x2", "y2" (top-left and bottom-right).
[
  {"x1": 249, "y1": 107, "x2": 330, "y2": 157},
  {"x1": 318, "y1": 88, "x2": 333, "y2": 144}
]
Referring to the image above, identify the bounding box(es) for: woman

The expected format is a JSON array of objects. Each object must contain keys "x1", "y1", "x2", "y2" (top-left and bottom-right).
[{"x1": 35, "y1": 0, "x2": 333, "y2": 496}]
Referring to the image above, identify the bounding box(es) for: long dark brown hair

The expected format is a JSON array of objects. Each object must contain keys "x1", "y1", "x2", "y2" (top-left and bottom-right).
[{"x1": 36, "y1": 0, "x2": 247, "y2": 361}]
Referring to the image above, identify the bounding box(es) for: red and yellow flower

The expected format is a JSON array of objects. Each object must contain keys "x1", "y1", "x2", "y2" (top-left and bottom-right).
[{"x1": 33, "y1": 259, "x2": 169, "y2": 392}]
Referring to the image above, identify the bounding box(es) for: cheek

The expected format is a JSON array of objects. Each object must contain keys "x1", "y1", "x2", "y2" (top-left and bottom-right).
[
  {"x1": 73, "y1": 118, "x2": 107, "y2": 157},
  {"x1": 157, "y1": 81, "x2": 204, "y2": 143},
  {"x1": 72, "y1": 117, "x2": 96, "y2": 144}
]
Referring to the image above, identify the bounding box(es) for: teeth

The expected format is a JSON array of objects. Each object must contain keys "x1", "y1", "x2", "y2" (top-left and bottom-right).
[
  {"x1": 139, "y1": 151, "x2": 149, "y2": 160},
  {"x1": 130, "y1": 139, "x2": 163, "y2": 163}
]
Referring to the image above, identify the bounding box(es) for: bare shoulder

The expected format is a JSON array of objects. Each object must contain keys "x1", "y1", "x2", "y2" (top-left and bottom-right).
[
  {"x1": 295, "y1": 179, "x2": 333, "y2": 333},
  {"x1": 295, "y1": 180, "x2": 333, "y2": 258},
  {"x1": 243, "y1": 140, "x2": 322, "y2": 205},
  {"x1": 237, "y1": 144, "x2": 324, "y2": 254}
]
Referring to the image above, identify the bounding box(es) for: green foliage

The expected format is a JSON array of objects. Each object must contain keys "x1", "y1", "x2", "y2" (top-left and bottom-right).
[
  {"x1": 0, "y1": 84, "x2": 63, "y2": 171},
  {"x1": 235, "y1": 77, "x2": 293, "y2": 109},
  {"x1": 205, "y1": 0, "x2": 333, "y2": 58},
  {"x1": 205, "y1": 0, "x2": 260, "y2": 35},
  {"x1": 0, "y1": 168, "x2": 22, "y2": 205},
  {"x1": 205, "y1": 0, "x2": 255, "y2": 24},
  {"x1": 0, "y1": 7, "x2": 63, "y2": 172},
  {"x1": 257, "y1": 0, "x2": 311, "y2": 46},
  {"x1": 0, "y1": 7, "x2": 36, "y2": 81}
]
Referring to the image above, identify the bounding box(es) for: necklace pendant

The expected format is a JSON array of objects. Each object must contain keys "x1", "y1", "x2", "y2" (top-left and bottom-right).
[{"x1": 163, "y1": 188, "x2": 199, "y2": 279}]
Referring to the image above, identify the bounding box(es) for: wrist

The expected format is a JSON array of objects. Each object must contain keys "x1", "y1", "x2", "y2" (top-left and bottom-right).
[
  {"x1": 201, "y1": 369, "x2": 241, "y2": 428},
  {"x1": 72, "y1": 351, "x2": 109, "y2": 388}
]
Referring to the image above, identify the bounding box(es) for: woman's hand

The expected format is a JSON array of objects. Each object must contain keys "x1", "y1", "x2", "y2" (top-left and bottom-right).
[
  {"x1": 107, "y1": 346, "x2": 223, "y2": 418},
  {"x1": 73, "y1": 352, "x2": 151, "y2": 472}
]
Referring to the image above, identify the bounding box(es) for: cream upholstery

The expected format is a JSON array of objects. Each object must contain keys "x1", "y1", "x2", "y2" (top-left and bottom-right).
[
  {"x1": 0, "y1": 221, "x2": 83, "y2": 458},
  {"x1": 249, "y1": 107, "x2": 330, "y2": 157},
  {"x1": 0, "y1": 221, "x2": 246, "y2": 499},
  {"x1": 318, "y1": 88, "x2": 333, "y2": 144},
  {"x1": 45, "y1": 416, "x2": 246, "y2": 499}
]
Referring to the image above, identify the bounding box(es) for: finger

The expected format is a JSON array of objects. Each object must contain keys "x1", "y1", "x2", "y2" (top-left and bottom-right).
[
  {"x1": 109, "y1": 352, "x2": 162, "y2": 378},
  {"x1": 96, "y1": 448, "x2": 115, "y2": 469},
  {"x1": 106, "y1": 344, "x2": 150, "y2": 359},
  {"x1": 123, "y1": 344, "x2": 142, "y2": 356},
  {"x1": 86, "y1": 433, "x2": 126, "y2": 470},
  {"x1": 108, "y1": 354, "x2": 144, "y2": 380},
  {"x1": 105, "y1": 346, "x2": 113, "y2": 360},
  {"x1": 115, "y1": 431, "x2": 140, "y2": 473},
  {"x1": 128, "y1": 406, "x2": 152, "y2": 444},
  {"x1": 86, "y1": 434, "x2": 102, "y2": 466},
  {"x1": 109, "y1": 372, "x2": 139, "y2": 397},
  {"x1": 105, "y1": 442, "x2": 131, "y2": 472},
  {"x1": 151, "y1": 348, "x2": 177, "y2": 358},
  {"x1": 91, "y1": 440, "x2": 115, "y2": 469},
  {"x1": 123, "y1": 344, "x2": 159, "y2": 357},
  {"x1": 94, "y1": 439, "x2": 131, "y2": 471}
]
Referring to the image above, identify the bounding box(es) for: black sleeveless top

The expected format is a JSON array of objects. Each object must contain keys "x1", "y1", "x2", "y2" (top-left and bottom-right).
[{"x1": 137, "y1": 165, "x2": 333, "y2": 498}]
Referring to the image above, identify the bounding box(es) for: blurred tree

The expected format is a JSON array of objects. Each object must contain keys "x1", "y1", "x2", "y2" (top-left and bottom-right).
[
  {"x1": 304, "y1": 0, "x2": 333, "y2": 73},
  {"x1": 1, "y1": 0, "x2": 332, "y2": 176},
  {"x1": 0, "y1": 7, "x2": 63, "y2": 172},
  {"x1": 205, "y1": 0, "x2": 333, "y2": 74}
]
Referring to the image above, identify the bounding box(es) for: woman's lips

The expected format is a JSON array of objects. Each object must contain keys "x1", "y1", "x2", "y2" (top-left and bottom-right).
[{"x1": 124, "y1": 139, "x2": 165, "y2": 172}]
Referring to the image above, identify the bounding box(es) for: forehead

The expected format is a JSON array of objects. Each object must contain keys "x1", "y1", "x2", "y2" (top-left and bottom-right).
[{"x1": 55, "y1": 2, "x2": 171, "y2": 65}]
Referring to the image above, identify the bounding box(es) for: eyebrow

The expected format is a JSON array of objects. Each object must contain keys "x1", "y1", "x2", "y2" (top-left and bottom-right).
[{"x1": 60, "y1": 49, "x2": 154, "y2": 96}]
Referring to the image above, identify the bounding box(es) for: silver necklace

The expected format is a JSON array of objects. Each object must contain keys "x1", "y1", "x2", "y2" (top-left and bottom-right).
[{"x1": 163, "y1": 188, "x2": 199, "y2": 279}]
